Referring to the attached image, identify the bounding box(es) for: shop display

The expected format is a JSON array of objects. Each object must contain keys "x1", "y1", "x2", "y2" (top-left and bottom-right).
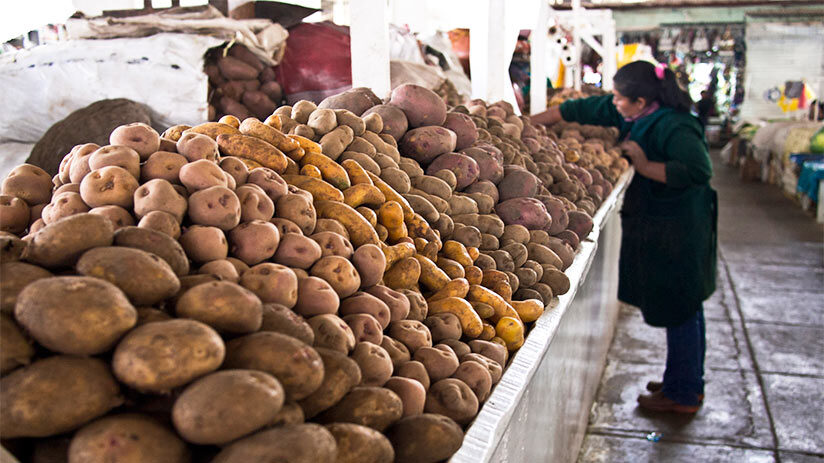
[
  {"x1": 0, "y1": 82, "x2": 626, "y2": 462},
  {"x1": 206, "y1": 44, "x2": 284, "y2": 122}
]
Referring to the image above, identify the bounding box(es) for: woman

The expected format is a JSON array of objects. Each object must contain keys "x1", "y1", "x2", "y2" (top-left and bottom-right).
[{"x1": 532, "y1": 61, "x2": 718, "y2": 414}]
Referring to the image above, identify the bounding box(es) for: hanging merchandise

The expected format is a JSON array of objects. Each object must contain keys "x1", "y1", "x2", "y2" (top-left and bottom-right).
[
  {"x1": 718, "y1": 26, "x2": 735, "y2": 57},
  {"x1": 658, "y1": 29, "x2": 674, "y2": 53},
  {"x1": 675, "y1": 29, "x2": 691, "y2": 56},
  {"x1": 692, "y1": 29, "x2": 709, "y2": 53},
  {"x1": 777, "y1": 81, "x2": 817, "y2": 113}
]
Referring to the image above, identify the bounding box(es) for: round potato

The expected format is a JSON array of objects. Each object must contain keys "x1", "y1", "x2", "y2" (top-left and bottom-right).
[
  {"x1": 15, "y1": 276, "x2": 136, "y2": 355},
  {"x1": 339, "y1": 292, "x2": 391, "y2": 329},
  {"x1": 294, "y1": 276, "x2": 340, "y2": 317},
  {"x1": 172, "y1": 370, "x2": 285, "y2": 445},
  {"x1": 198, "y1": 259, "x2": 240, "y2": 281},
  {"x1": 225, "y1": 332, "x2": 324, "y2": 401},
  {"x1": 240, "y1": 262, "x2": 298, "y2": 308},
  {"x1": 110, "y1": 122, "x2": 160, "y2": 160},
  {"x1": 310, "y1": 255, "x2": 361, "y2": 298},
  {"x1": 176, "y1": 132, "x2": 219, "y2": 162},
  {"x1": 2, "y1": 163, "x2": 53, "y2": 206},
  {"x1": 80, "y1": 166, "x2": 139, "y2": 209},
  {"x1": 89, "y1": 205, "x2": 135, "y2": 230},
  {"x1": 211, "y1": 423, "x2": 337, "y2": 463},
  {"x1": 400, "y1": 289, "x2": 427, "y2": 321},
  {"x1": 236, "y1": 184, "x2": 275, "y2": 222},
  {"x1": 325, "y1": 422, "x2": 394, "y2": 463},
  {"x1": 352, "y1": 244, "x2": 385, "y2": 288},
  {"x1": 0, "y1": 356, "x2": 122, "y2": 438},
  {"x1": 270, "y1": 217, "x2": 303, "y2": 236},
  {"x1": 0, "y1": 313, "x2": 34, "y2": 374},
  {"x1": 133, "y1": 178, "x2": 187, "y2": 222},
  {"x1": 424, "y1": 378, "x2": 478, "y2": 424},
  {"x1": 380, "y1": 336, "x2": 411, "y2": 369},
  {"x1": 310, "y1": 231, "x2": 354, "y2": 259},
  {"x1": 112, "y1": 319, "x2": 225, "y2": 393},
  {"x1": 229, "y1": 220, "x2": 280, "y2": 265},
  {"x1": 0, "y1": 194, "x2": 30, "y2": 234},
  {"x1": 179, "y1": 159, "x2": 229, "y2": 193},
  {"x1": 388, "y1": 320, "x2": 432, "y2": 353},
  {"x1": 247, "y1": 167, "x2": 288, "y2": 203},
  {"x1": 452, "y1": 360, "x2": 493, "y2": 402},
  {"x1": 343, "y1": 313, "x2": 383, "y2": 345},
  {"x1": 440, "y1": 339, "x2": 471, "y2": 357},
  {"x1": 276, "y1": 193, "x2": 316, "y2": 235},
  {"x1": 273, "y1": 232, "x2": 322, "y2": 269},
  {"x1": 270, "y1": 400, "x2": 305, "y2": 427},
  {"x1": 424, "y1": 313, "x2": 462, "y2": 343},
  {"x1": 260, "y1": 303, "x2": 315, "y2": 345},
  {"x1": 364, "y1": 285, "x2": 410, "y2": 322},
  {"x1": 384, "y1": 377, "x2": 426, "y2": 418},
  {"x1": 88, "y1": 145, "x2": 141, "y2": 180},
  {"x1": 179, "y1": 225, "x2": 228, "y2": 263},
  {"x1": 69, "y1": 414, "x2": 189, "y2": 463},
  {"x1": 351, "y1": 341, "x2": 393, "y2": 387},
  {"x1": 76, "y1": 246, "x2": 180, "y2": 306},
  {"x1": 386, "y1": 414, "x2": 463, "y2": 463},
  {"x1": 188, "y1": 185, "x2": 241, "y2": 230},
  {"x1": 308, "y1": 313, "x2": 356, "y2": 353},
  {"x1": 136, "y1": 307, "x2": 172, "y2": 325},
  {"x1": 176, "y1": 280, "x2": 263, "y2": 333},
  {"x1": 220, "y1": 156, "x2": 250, "y2": 185},
  {"x1": 414, "y1": 345, "x2": 459, "y2": 382},
  {"x1": 141, "y1": 150, "x2": 188, "y2": 184},
  {"x1": 299, "y1": 348, "x2": 362, "y2": 419},
  {"x1": 396, "y1": 360, "x2": 430, "y2": 390},
  {"x1": 460, "y1": 353, "x2": 503, "y2": 384},
  {"x1": 137, "y1": 210, "x2": 181, "y2": 238},
  {"x1": 42, "y1": 191, "x2": 89, "y2": 224}
]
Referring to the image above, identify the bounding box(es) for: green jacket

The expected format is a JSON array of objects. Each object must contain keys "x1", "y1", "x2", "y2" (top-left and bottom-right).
[{"x1": 561, "y1": 95, "x2": 717, "y2": 327}]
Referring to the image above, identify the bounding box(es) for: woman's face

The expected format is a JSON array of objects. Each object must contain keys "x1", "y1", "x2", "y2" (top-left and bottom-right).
[{"x1": 612, "y1": 89, "x2": 647, "y2": 119}]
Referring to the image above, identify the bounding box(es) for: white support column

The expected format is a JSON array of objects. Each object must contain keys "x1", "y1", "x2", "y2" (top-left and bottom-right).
[
  {"x1": 350, "y1": 0, "x2": 391, "y2": 99},
  {"x1": 602, "y1": 17, "x2": 617, "y2": 90},
  {"x1": 571, "y1": 0, "x2": 582, "y2": 91},
  {"x1": 470, "y1": 0, "x2": 507, "y2": 102},
  {"x1": 530, "y1": 0, "x2": 551, "y2": 115}
]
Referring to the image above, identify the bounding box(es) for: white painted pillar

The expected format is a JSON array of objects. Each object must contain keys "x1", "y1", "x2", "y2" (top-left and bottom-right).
[
  {"x1": 602, "y1": 18, "x2": 617, "y2": 90},
  {"x1": 470, "y1": 0, "x2": 507, "y2": 102},
  {"x1": 350, "y1": 0, "x2": 391, "y2": 99},
  {"x1": 571, "y1": 0, "x2": 582, "y2": 91},
  {"x1": 530, "y1": 0, "x2": 551, "y2": 115}
]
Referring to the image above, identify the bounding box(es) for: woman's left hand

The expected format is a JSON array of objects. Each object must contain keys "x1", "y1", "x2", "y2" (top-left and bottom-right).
[{"x1": 620, "y1": 140, "x2": 648, "y2": 168}]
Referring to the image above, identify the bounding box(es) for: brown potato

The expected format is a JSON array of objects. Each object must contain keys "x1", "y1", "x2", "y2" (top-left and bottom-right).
[
  {"x1": 276, "y1": 193, "x2": 316, "y2": 235},
  {"x1": 310, "y1": 255, "x2": 361, "y2": 298},
  {"x1": 76, "y1": 246, "x2": 180, "y2": 306},
  {"x1": 308, "y1": 313, "x2": 356, "y2": 353},
  {"x1": 325, "y1": 422, "x2": 394, "y2": 463},
  {"x1": 69, "y1": 414, "x2": 189, "y2": 463},
  {"x1": 384, "y1": 376, "x2": 426, "y2": 418},
  {"x1": 229, "y1": 220, "x2": 280, "y2": 265},
  {"x1": 141, "y1": 151, "x2": 188, "y2": 184},
  {"x1": 2, "y1": 163, "x2": 53, "y2": 205},
  {"x1": 175, "y1": 131, "x2": 219, "y2": 162},
  {"x1": 316, "y1": 386, "x2": 403, "y2": 432},
  {"x1": 273, "y1": 232, "x2": 322, "y2": 269},
  {"x1": 460, "y1": 353, "x2": 502, "y2": 384},
  {"x1": 211, "y1": 423, "x2": 336, "y2": 463},
  {"x1": 188, "y1": 186, "x2": 241, "y2": 230},
  {"x1": 0, "y1": 194, "x2": 30, "y2": 234},
  {"x1": 21, "y1": 213, "x2": 114, "y2": 269},
  {"x1": 220, "y1": 156, "x2": 250, "y2": 185},
  {"x1": 179, "y1": 159, "x2": 228, "y2": 193},
  {"x1": 365, "y1": 285, "x2": 411, "y2": 322},
  {"x1": 389, "y1": 320, "x2": 432, "y2": 353},
  {"x1": 380, "y1": 336, "x2": 411, "y2": 369},
  {"x1": 452, "y1": 360, "x2": 492, "y2": 402},
  {"x1": 440, "y1": 339, "x2": 471, "y2": 357},
  {"x1": 299, "y1": 348, "x2": 362, "y2": 418},
  {"x1": 400, "y1": 289, "x2": 428, "y2": 321},
  {"x1": 0, "y1": 313, "x2": 34, "y2": 374},
  {"x1": 424, "y1": 378, "x2": 478, "y2": 424},
  {"x1": 270, "y1": 217, "x2": 304, "y2": 236},
  {"x1": 0, "y1": 262, "x2": 52, "y2": 314},
  {"x1": 136, "y1": 307, "x2": 172, "y2": 325},
  {"x1": 176, "y1": 280, "x2": 263, "y2": 333},
  {"x1": 386, "y1": 413, "x2": 464, "y2": 463},
  {"x1": 15, "y1": 276, "x2": 136, "y2": 355},
  {"x1": 351, "y1": 341, "x2": 393, "y2": 387},
  {"x1": 339, "y1": 292, "x2": 391, "y2": 329},
  {"x1": 269, "y1": 400, "x2": 305, "y2": 427},
  {"x1": 294, "y1": 276, "x2": 340, "y2": 317},
  {"x1": 80, "y1": 166, "x2": 139, "y2": 209},
  {"x1": 312, "y1": 217, "x2": 350, "y2": 239},
  {"x1": 224, "y1": 331, "x2": 323, "y2": 402},
  {"x1": 396, "y1": 360, "x2": 430, "y2": 390},
  {"x1": 0, "y1": 232, "x2": 27, "y2": 263},
  {"x1": 110, "y1": 122, "x2": 160, "y2": 160},
  {"x1": 260, "y1": 303, "x2": 315, "y2": 345},
  {"x1": 240, "y1": 262, "x2": 298, "y2": 307},
  {"x1": 236, "y1": 184, "x2": 275, "y2": 222},
  {"x1": 113, "y1": 226, "x2": 189, "y2": 276},
  {"x1": 247, "y1": 167, "x2": 288, "y2": 203},
  {"x1": 424, "y1": 313, "x2": 462, "y2": 343},
  {"x1": 468, "y1": 339, "x2": 508, "y2": 367},
  {"x1": 414, "y1": 345, "x2": 459, "y2": 382},
  {"x1": 343, "y1": 313, "x2": 384, "y2": 345},
  {"x1": 311, "y1": 231, "x2": 354, "y2": 259},
  {"x1": 0, "y1": 356, "x2": 122, "y2": 438},
  {"x1": 41, "y1": 191, "x2": 89, "y2": 224},
  {"x1": 113, "y1": 319, "x2": 225, "y2": 393},
  {"x1": 133, "y1": 178, "x2": 188, "y2": 222},
  {"x1": 179, "y1": 225, "x2": 228, "y2": 263},
  {"x1": 352, "y1": 243, "x2": 386, "y2": 288},
  {"x1": 89, "y1": 205, "x2": 135, "y2": 230},
  {"x1": 88, "y1": 145, "x2": 141, "y2": 180}
]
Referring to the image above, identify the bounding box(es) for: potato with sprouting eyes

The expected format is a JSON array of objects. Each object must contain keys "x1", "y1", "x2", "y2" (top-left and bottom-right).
[
  {"x1": 389, "y1": 320, "x2": 432, "y2": 353},
  {"x1": 240, "y1": 262, "x2": 298, "y2": 308},
  {"x1": 270, "y1": 217, "x2": 303, "y2": 236},
  {"x1": 339, "y1": 292, "x2": 391, "y2": 329},
  {"x1": 350, "y1": 341, "x2": 393, "y2": 387},
  {"x1": 308, "y1": 313, "x2": 356, "y2": 353},
  {"x1": 365, "y1": 285, "x2": 410, "y2": 322},
  {"x1": 235, "y1": 184, "x2": 274, "y2": 222},
  {"x1": 352, "y1": 244, "x2": 385, "y2": 288}
]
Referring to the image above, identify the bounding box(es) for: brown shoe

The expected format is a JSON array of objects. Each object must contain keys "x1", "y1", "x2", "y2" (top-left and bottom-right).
[
  {"x1": 646, "y1": 381, "x2": 704, "y2": 402},
  {"x1": 637, "y1": 390, "x2": 700, "y2": 414}
]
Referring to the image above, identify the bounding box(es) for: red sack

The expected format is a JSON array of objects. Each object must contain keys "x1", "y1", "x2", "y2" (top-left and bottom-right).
[{"x1": 275, "y1": 22, "x2": 353, "y2": 104}]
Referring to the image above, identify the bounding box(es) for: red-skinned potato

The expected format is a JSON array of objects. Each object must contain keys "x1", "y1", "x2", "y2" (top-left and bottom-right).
[
  {"x1": 133, "y1": 178, "x2": 187, "y2": 222},
  {"x1": 179, "y1": 159, "x2": 228, "y2": 193},
  {"x1": 365, "y1": 285, "x2": 410, "y2": 322},
  {"x1": 352, "y1": 244, "x2": 385, "y2": 288},
  {"x1": 294, "y1": 276, "x2": 340, "y2": 317},
  {"x1": 310, "y1": 231, "x2": 354, "y2": 259},
  {"x1": 187, "y1": 186, "x2": 241, "y2": 231},
  {"x1": 109, "y1": 122, "x2": 160, "y2": 161},
  {"x1": 339, "y1": 292, "x2": 391, "y2": 329},
  {"x1": 308, "y1": 313, "x2": 356, "y2": 354},
  {"x1": 199, "y1": 259, "x2": 240, "y2": 282},
  {"x1": 384, "y1": 376, "x2": 426, "y2": 417},
  {"x1": 240, "y1": 263, "x2": 298, "y2": 308},
  {"x1": 88, "y1": 145, "x2": 141, "y2": 180},
  {"x1": 380, "y1": 336, "x2": 411, "y2": 369},
  {"x1": 273, "y1": 233, "x2": 322, "y2": 269},
  {"x1": 229, "y1": 220, "x2": 280, "y2": 265},
  {"x1": 343, "y1": 313, "x2": 384, "y2": 345},
  {"x1": 396, "y1": 360, "x2": 430, "y2": 391},
  {"x1": 89, "y1": 205, "x2": 135, "y2": 230},
  {"x1": 236, "y1": 184, "x2": 275, "y2": 222},
  {"x1": 80, "y1": 166, "x2": 139, "y2": 209},
  {"x1": 179, "y1": 225, "x2": 228, "y2": 263},
  {"x1": 310, "y1": 255, "x2": 361, "y2": 298},
  {"x1": 388, "y1": 320, "x2": 432, "y2": 353},
  {"x1": 247, "y1": 168, "x2": 288, "y2": 203},
  {"x1": 351, "y1": 341, "x2": 393, "y2": 387}
]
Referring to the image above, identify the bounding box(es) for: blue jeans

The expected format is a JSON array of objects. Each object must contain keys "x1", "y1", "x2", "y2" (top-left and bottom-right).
[{"x1": 661, "y1": 306, "x2": 706, "y2": 406}]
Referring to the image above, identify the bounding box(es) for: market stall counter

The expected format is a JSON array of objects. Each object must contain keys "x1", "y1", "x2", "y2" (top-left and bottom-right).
[{"x1": 453, "y1": 168, "x2": 632, "y2": 463}]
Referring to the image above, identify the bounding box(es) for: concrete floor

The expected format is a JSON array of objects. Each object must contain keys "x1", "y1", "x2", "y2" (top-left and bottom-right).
[{"x1": 578, "y1": 152, "x2": 824, "y2": 462}]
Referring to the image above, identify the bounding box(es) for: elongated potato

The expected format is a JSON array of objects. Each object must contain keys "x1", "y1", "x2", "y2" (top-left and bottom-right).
[
  {"x1": 386, "y1": 414, "x2": 464, "y2": 463},
  {"x1": 281, "y1": 174, "x2": 345, "y2": 202},
  {"x1": 69, "y1": 414, "x2": 189, "y2": 463},
  {"x1": 217, "y1": 133, "x2": 288, "y2": 173},
  {"x1": 412, "y1": 254, "x2": 450, "y2": 292},
  {"x1": 383, "y1": 256, "x2": 421, "y2": 290},
  {"x1": 341, "y1": 159, "x2": 373, "y2": 186},
  {"x1": 325, "y1": 422, "x2": 394, "y2": 463},
  {"x1": 22, "y1": 213, "x2": 114, "y2": 268},
  {"x1": 343, "y1": 184, "x2": 386, "y2": 209},
  {"x1": 212, "y1": 424, "x2": 337, "y2": 463},
  {"x1": 427, "y1": 278, "x2": 470, "y2": 302},
  {"x1": 314, "y1": 200, "x2": 380, "y2": 247},
  {"x1": 316, "y1": 386, "x2": 403, "y2": 432},
  {"x1": 183, "y1": 121, "x2": 240, "y2": 140},
  {"x1": 468, "y1": 284, "x2": 521, "y2": 326},
  {"x1": 300, "y1": 151, "x2": 351, "y2": 190},
  {"x1": 76, "y1": 246, "x2": 180, "y2": 306}
]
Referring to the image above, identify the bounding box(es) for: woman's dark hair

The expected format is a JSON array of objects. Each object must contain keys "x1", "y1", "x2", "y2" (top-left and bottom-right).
[{"x1": 614, "y1": 61, "x2": 692, "y2": 112}]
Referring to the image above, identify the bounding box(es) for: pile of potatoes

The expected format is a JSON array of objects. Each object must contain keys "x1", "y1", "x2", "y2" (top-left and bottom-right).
[{"x1": 204, "y1": 43, "x2": 283, "y2": 122}]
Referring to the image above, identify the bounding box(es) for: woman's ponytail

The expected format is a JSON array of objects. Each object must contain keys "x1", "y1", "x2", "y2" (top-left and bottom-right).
[
  {"x1": 658, "y1": 68, "x2": 692, "y2": 112},
  {"x1": 614, "y1": 61, "x2": 693, "y2": 113}
]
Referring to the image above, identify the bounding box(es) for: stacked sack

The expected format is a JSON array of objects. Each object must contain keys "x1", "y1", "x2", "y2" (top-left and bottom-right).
[{"x1": 204, "y1": 44, "x2": 283, "y2": 122}]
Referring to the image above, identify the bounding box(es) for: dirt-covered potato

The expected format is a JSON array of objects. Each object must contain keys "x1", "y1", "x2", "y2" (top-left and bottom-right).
[
  {"x1": 0, "y1": 194, "x2": 30, "y2": 233},
  {"x1": 112, "y1": 319, "x2": 225, "y2": 393},
  {"x1": 270, "y1": 400, "x2": 305, "y2": 427},
  {"x1": 312, "y1": 217, "x2": 349, "y2": 239},
  {"x1": 326, "y1": 422, "x2": 394, "y2": 463},
  {"x1": 133, "y1": 178, "x2": 188, "y2": 222},
  {"x1": 364, "y1": 285, "x2": 410, "y2": 322},
  {"x1": 76, "y1": 246, "x2": 180, "y2": 306},
  {"x1": 179, "y1": 225, "x2": 228, "y2": 263},
  {"x1": 136, "y1": 307, "x2": 173, "y2": 325},
  {"x1": 400, "y1": 289, "x2": 428, "y2": 321},
  {"x1": 224, "y1": 331, "x2": 323, "y2": 401},
  {"x1": 15, "y1": 276, "x2": 136, "y2": 355},
  {"x1": 413, "y1": 345, "x2": 459, "y2": 382},
  {"x1": 114, "y1": 226, "x2": 189, "y2": 276},
  {"x1": 24, "y1": 213, "x2": 115, "y2": 268},
  {"x1": 0, "y1": 231, "x2": 27, "y2": 262},
  {"x1": 310, "y1": 255, "x2": 361, "y2": 298},
  {"x1": 386, "y1": 413, "x2": 464, "y2": 463},
  {"x1": 260, "y1": 303, "x2": 315, "y2": 345},
  {"x1": 351, "y1": 341, "x2": 393, "y2": 387},
  {"x1": 452, "y1": 360, "x2": 493, "y2": 402},
  {"x1": 273, "y1": 232, "x2": 322, "y2": 269},
  {"x1": 247, "y1": 167, "x2": 289, "y2": 203},
  {"x1": 352, "y1": 243, "x2": 385, "y2": 288},
  {"x1": 423, "y1": 313, "x2": 462, "y2": 343},
  {"x1": 344, "y1": 313, "x2": 384, "y2": 345},
  {"x1": 339, "y1": 292, "x2": 391, "y2": 329},
  {"x1": 299, "y1": 348, "x2": 362, "y2": 419},
  {"x1": 175, "y1": 280, "x2": 262, "y2": 333},
  {"x1": 69, "y1": 414, "x2": 189, "y2": 463},
  {"x1": 137, "y1": 210, "x2": 181, "y2": 238},
  {"x1": 0, "y1": 314, "x2": 34, "y2": 374},
  {"x1": 308, "y1": 313, "x2": 356, "y2": 353},
  {"x1": 381, "y1": 336, "x2": 411, "y2": 369},
  {"x1": 389, "y1": 320, "x2": 432, "y2": 353},
  {"x1": 229, "y1": 219, "x2": 280, "y2": 265},
  {"x1": 79, "y1": 166, "x2": 139, "y2": 209},
  {"x1": 240, "y1": 262, "x2": 298, "y2": 307},
  {"x1": 424, "y1": 378, "x2": 478, "y2": 424},
  {"x1": 211, "y1": 423, "x2": 337, "y2": 463},
  {"x1": 310, "y1": 231, "x2": 354, "y2": 259},
  {"x1": 0, "y1": 262, "x2": 52, "y2": 314},
  {"x1": 2, "y1": 163, "x2": 53, "y2": 206},
  {"x1": 294, "y1": 276, "x2": 340, "y2": 317},
  {"x1": 316, "y1": 386, "x2": 403, "y2": 432}
]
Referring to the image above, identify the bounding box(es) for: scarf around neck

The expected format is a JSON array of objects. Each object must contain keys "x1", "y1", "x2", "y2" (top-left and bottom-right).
[{"x1": 623, "y1": 101, "x2": 661, "y2": 122}]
